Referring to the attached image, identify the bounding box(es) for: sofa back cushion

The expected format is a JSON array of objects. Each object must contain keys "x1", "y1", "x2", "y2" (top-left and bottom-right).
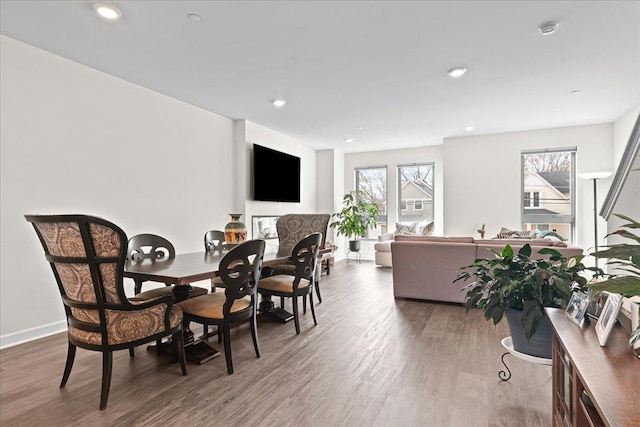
[
  {"x1": 394, "y1": 235, "x2": 474, "y2": 243},
  {"x1": 473, "y1": 238, "x2": 567, "y2": 247}
]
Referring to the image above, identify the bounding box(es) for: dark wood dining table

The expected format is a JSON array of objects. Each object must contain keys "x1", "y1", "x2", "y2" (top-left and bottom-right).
[{"x1": 123, "y1": 244, "x2": 329, "y2": 364}]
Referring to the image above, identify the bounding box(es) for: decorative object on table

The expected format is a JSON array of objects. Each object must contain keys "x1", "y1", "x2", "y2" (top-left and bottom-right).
[
  {"x1": 477, "y1": 224, "x2": 486, "y2": 239},
  {"x1": 224, "y1": 213, "x2": 247, "y2": 248},
  {"x1": 565, "y1": 291, "x2": 590, "y2": 327},
  {"x1": 330, "y1": 190, "x2": 379, "y2": 263},
  {"x1": 595, "y1": 292, "x2": 623, "y2": 346},
  {"x1": 577, "y1": 171, "x2": 613, "y2": 269},
  {"x1": 589, "y1": 214, "x2": 640, "y2": 353},
  {"x1": 454, "y1": 243, "x2": 597, "y2": 358}
]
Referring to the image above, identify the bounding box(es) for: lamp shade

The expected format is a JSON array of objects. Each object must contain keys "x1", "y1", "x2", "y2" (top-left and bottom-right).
[{"x1": 577, "y1": 171, "x2": 613, "y2": 180}]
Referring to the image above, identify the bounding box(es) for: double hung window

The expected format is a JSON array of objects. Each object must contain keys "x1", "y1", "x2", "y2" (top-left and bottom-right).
[
  {"x1": 398, "y1": 163, "x2": 434, "y2": 224},
  {"x1": 355, "y1": 166, "x2": 387, "y2": 238}
]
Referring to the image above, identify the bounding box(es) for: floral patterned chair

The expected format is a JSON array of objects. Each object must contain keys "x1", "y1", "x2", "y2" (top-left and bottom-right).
[
  {"x1": 271, "y1": 214, "x2": 333, "y2": 303},
  {"x1": 25, "y1": 214, "x2": 187, "y2": 410}
]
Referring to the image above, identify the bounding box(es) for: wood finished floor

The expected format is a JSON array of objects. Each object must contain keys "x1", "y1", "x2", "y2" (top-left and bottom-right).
[{"x1": 0, "y1": 261, "x2": 552, "y2": 427}]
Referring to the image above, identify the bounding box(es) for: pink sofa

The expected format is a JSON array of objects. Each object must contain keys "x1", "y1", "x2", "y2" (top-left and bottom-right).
[{"x1": 391, "y1": 235, "x2": 584, "y2": 304}]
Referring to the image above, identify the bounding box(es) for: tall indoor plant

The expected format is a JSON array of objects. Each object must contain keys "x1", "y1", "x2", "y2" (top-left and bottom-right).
[
  {"x1": 454, "y1": 243, "x2": 596, "y2": 358},
  {"x1": 589, "y1": 214, "x2": 640, "y2": 354},
  {"x1": 330, "y1": 190, "x2": 379, "y2": 252}
]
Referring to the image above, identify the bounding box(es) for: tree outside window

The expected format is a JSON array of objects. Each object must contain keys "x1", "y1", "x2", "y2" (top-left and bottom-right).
[{"x1": 355, "y1": 166, "x2": 387, "y2": 238}]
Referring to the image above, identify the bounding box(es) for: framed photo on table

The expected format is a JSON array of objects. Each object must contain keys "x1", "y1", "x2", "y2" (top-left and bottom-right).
[
  {"x1": 595, "y1": 293, "x2": 623, "y2": 346},
  {"x1": 565, "y1": 291, "x2": 589, "y2": 327}
]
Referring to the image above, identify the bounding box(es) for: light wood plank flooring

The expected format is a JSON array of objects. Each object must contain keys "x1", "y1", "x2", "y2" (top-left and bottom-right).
[{"x1": 0, "y1": 261, "x2": 552, "y2": 426}]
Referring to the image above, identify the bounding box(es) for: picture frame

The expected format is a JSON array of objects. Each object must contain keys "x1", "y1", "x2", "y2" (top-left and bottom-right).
[
  {"x1": 595, "y1": 292, "x2": 623, "y2": 346},
  {"x1": 565, "y1": 291, "x2": 589, "y2": 327}
]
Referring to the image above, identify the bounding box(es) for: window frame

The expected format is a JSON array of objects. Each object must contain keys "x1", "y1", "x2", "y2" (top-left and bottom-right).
[
  {"x1": 397, "y1": 162, "x2": 435, "y2": 224},
  {"x1": 355, "y1": 165, "x2": 388, "y2": 237},
  {"x1": 521, "y1": 147, "x2": 576, "y2": 241}
]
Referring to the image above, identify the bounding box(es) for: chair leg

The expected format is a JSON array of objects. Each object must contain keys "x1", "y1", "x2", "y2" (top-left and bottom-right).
[
  {"x1": 134, "y1": 279, "x2": 143, "y2": 295},
  {"x1": 100, "y1": 351, "x2": 113, "y2": 410},
  {"x1": 250, "y1": 310, "x2": 261, "y2": 358},
  {"x1": 280, "y1": 296, "x2": 285, "y2": 310},
  {"x1": 326, "y1": 260, "x2": 331, "y2": 275},
  {"x1": 315, "y1": 279, "x2": 323, "y2": 304},
  {"x1": 156, "y1": 339, "x2": 162, "y2": 355},
  {"x1": 218, "y1": 326, "x2": 222, "y2": 344},
  {"x1": 303, "y1": 295, "x2": 307, "y2": 314},
  {"x1": 60, "y1": 341, "x2": 76, "y2": 388},
  {"x1": 222, "y1": 322, "x2": 233, "y2": 374},
  {"x1": 172, "y1": 329, "x2": 187, "y2": 375},
  {"x1": 310, "y1": 290, "x2": 318, "y2": 326},
  {"x1": 203, "y1": 325, "x2": 208, "y2": 336},
  {"x1": 292, "y1": 295, "x2": 301, "y2": 335},
  {"x1": 129, "y1": 347, "x2": 135, "y2": 358}
]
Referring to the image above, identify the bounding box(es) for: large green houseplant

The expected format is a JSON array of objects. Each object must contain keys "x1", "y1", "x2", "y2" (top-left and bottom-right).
[
  {"x1": 589, "y1": 214, "x2": 640, "y2": 352},
  {"x1": 330, "y1": 191, "x2": 379, "y2": 252},
  {"x1": 454, "y1": 243, "x2": 597, "y2": 358}
]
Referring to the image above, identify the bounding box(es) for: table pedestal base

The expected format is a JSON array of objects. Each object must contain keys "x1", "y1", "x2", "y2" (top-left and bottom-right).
[{"x1": 259, "y1": 297, "x2": 294, "y2": 323}]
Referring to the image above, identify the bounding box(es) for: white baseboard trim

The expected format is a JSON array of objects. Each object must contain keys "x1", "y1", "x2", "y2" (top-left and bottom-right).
[{"x1": 0, "y1": 320, "x2": 67, "y2": 350}]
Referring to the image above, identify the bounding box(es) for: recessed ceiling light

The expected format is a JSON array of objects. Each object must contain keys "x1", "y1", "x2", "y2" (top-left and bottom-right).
[
  {"x1": 465, "y1": 126, "x2": 474, "y2": 131},
  {"x1": 187, "y1": 14, "x2": 201, "y2": 22},
  {"x1": 570, "y1": 90, "x2": 581, "y2": 95},
  {"x1": 92, "y1": 3, "x2": 121, "y2": 20},
  {"x1": 344, "y1": 138, "x2": 354, "y2": 143},
  {"x1": 357, "y1": 126, "x2": 364, "y2": 130},
  {"x1": 538, "y1": 22, "x2": 558, "y2": 35},
  {"x1": 272, "y1": 99, "x2": 287, "y2": 108},
  {"x1": 447, "y1": 67, "x2": 467, "y2": 78}
]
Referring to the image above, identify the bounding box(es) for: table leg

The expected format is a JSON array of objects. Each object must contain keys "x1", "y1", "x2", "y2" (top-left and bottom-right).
[{"x1": 259, "y1": 295, "x2": 293, "y2": 323}]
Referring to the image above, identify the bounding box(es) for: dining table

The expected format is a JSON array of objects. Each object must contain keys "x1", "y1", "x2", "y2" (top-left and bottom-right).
[{"x1": 124, "y1": 244, "x2": 330, "y2": 364}]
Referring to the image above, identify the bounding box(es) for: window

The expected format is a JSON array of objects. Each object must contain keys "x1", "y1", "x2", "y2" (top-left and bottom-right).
[
  {"x1": 522, "y1": 148, "x2": 576, "y2": 241},
  {"x1": 355, "y1": 166, "x2": 387, "y2": 238},
  {"x1": 398, "y1": 163, "x2": 434, "y2": 224}
]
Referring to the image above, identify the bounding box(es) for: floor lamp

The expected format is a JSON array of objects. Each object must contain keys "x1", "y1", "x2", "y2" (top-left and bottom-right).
[{"x1": 577, "y1": 171, "x2": 613, "y2": 269}]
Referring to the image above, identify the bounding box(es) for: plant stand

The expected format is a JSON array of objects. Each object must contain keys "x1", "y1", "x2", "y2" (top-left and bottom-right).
[
  {"x1": 346, "y1": 249, "x2": 361, "y2": 264},
  {"x1": 498, "y1": 336, "x2": 551, "y2": 381}
]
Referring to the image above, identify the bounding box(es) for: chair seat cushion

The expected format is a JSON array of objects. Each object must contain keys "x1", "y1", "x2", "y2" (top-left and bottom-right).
[
  {"x1": 177, "y1": 293, "x2": 252, "y2": 320},
  {"x1": 130, "y1": 285, "x2": 208, "y2": 301},
  {"x1": 259, "y1": 275, "x2": 310, "y2": 293}
]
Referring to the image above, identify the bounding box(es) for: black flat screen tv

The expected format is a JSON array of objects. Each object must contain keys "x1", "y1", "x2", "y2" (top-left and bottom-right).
[{"x1": 253, "y1": 144, "x2": 301, "y2": 202}]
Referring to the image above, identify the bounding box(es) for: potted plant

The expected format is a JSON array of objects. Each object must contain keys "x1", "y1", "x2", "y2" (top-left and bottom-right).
[
  {"x1": 330, "y1": 190, "x2": 379, "y2": 252},
  {"x1": 454, "y1": 243, "x2": 597, "y2": 358},
  {"x1": 589, "y1": 214, "x2": 640, "y2": 356}
]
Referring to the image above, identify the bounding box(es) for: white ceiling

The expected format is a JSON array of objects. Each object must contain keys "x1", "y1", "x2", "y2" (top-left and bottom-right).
[{"x1": 1, "y1": 1, "x2": 639, "y2": 152}]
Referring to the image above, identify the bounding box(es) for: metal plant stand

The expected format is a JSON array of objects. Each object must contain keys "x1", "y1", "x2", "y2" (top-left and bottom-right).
[
  {"x1": 499, "y1": 337, "x2": 552, "y2": 382},
  {"x1": 346, "y1": 249, "x2": 361, "y2": 263}
]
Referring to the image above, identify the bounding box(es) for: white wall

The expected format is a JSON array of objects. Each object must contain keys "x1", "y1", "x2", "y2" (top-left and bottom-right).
[
  {"x1": 443, "y1": 124, "x2": 614, "y2": 255},
  {"x1": 606, "y1": 107, "x2": 640, "y2": 245},
  {"x1": 0, "y1": 36, "x2": 332, "y2": 347}
]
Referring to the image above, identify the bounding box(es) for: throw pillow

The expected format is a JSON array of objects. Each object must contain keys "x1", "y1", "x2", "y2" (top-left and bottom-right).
[
  {"x1": 395, "y1": 221, "x2": 419, "y2": 235},
  {"x1": 420, "y1": 221, "x2": 434, "y2": 235}
]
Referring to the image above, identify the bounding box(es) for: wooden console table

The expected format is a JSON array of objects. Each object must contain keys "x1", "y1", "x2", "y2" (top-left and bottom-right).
[{"x1": 545, "y1": 307, "x2": 640, "y2": 427}]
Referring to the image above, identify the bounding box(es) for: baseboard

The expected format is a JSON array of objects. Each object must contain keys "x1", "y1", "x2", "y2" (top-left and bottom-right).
[{"x1": 0, "y1": 320, "x2": 67, "y2": 350}]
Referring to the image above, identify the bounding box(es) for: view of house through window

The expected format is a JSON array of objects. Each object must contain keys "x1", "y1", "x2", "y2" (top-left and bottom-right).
[
  {"x1": 521, "y1": 149, "x2": 575, "y2": 241},
  {"x1": 398, "y1": 163, "x2": 434, "y2": 225},
  {"x1": 355, "y1": 166, "x2": 387, "y2": 238}
]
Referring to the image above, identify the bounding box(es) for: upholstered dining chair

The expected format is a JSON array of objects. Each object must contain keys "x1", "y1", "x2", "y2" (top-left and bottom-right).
[
  {"x1": 25, "y1": 214, "x2": 187, "y2": 410},
  {"x1": 271, "y1": 214, "x2": 331, "y2": 303},
  {"x1": 127, "y1": 233, "x2": 208, "y2": 300},
  {"x1": 178, "y1": 239, "x2": 265, "y2": 374},
  {"x1": 258, "y1": 232, "x2": 321, "y2": 335}
]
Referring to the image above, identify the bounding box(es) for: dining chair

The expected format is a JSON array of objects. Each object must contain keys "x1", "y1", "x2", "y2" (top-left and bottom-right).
[
  {"x1": 25, "y1": 214, "x2": 187, "y2": 410},
  {"x1": 204, "y1": 230, "x2": 227, "y2": 293},
  {"x1": 270, "y1": 215, "x2": 331, "y2": 305},
  {"x1": 127, "y1": 233, "x2": 208, "y2": 299},
  {"x1": 177, "y1": 239, "x2": 266, "y2": 374},
  {"x1": 258, "y1": 232, "x2": 321, "y2": 335}
]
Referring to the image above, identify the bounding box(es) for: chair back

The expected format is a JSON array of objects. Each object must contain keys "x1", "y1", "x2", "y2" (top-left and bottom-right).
[
  {"x1": 204, "y1": 230, "x2": 226, "y2": 252},
  {"x1": 127, "y1": 233, "x2": 175, "y2": 261},
  {"x1": 25, "y1": 214, "x2": 131, "y2": 344},
  {"x1": 276, "y1": 214, "x2": 329, "y2": 251},
  {"x1": 218, "y1": 239, "x2": 266, "y2": 316},
  {"x1": 291, "y1": 232, "x2": 322, "y2": 283}
]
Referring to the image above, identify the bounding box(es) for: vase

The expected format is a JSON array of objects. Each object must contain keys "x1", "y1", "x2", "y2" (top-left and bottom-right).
[
  {"x1": 349, "y1": 240, "x2": 361, "y2": 252},
  {"x1": 506, "y1": 309, "x2": 553, "y2": 359},
  {"x1": 224, "y1": 214, "x2": 247, "y2": 248}
]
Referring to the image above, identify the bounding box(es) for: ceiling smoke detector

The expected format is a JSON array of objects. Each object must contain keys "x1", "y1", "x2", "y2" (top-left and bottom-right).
[{"x1": 538, "y1": 22, "x2": 558, "y2": 35}]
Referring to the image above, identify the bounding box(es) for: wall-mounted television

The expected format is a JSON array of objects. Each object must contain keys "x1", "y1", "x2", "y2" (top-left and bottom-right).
[{"x1": 253, "y1": 144, "x2": 301, "y2": 202}]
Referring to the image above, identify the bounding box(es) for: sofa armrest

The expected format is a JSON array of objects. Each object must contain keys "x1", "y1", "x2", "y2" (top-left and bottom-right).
[{"x1": 379, "y1": 232, "x2": 394, "y2": 242}]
